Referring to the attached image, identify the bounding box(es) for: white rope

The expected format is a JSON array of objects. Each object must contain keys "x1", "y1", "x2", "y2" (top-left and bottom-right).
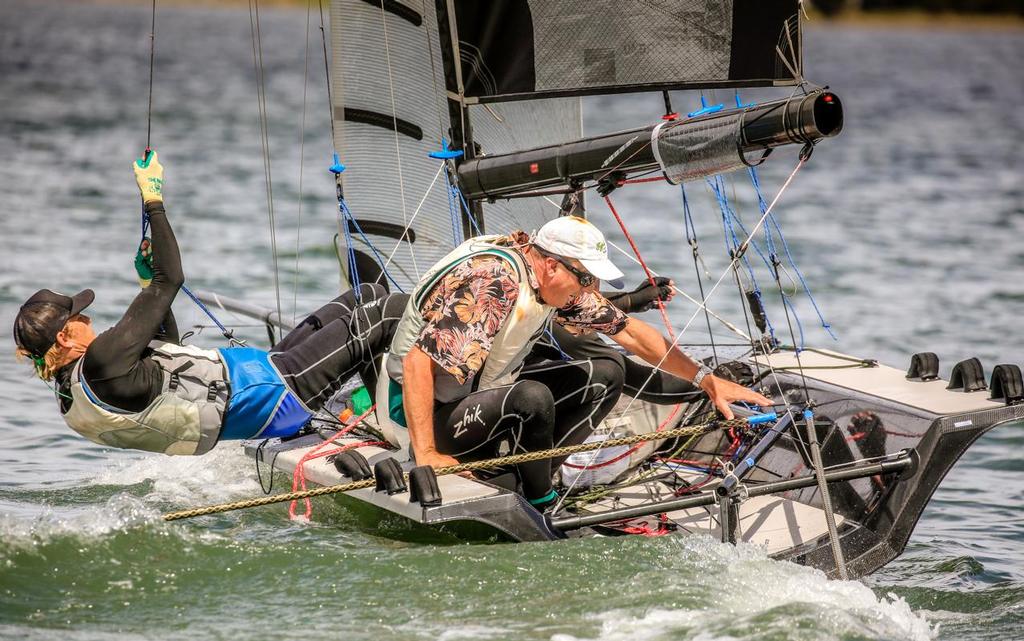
[
  {"x1": 292, "y1": 0, "x2": 314, "y2": 325},
  {"x1": 377, "y1": 2, "x2": 419, "y2": 278},
  {"x1": 540, "y1": 195, "x2": 750, "y2": 342},
  {"x1": 374, "y1": 163, "x2": 445, "y2": 283},
  {"x1": 553, "y1": 157, "x2": 808, "y2": 512},
  {"x1": 248, "y1": 0, "x2": 283, "y2": 331}
]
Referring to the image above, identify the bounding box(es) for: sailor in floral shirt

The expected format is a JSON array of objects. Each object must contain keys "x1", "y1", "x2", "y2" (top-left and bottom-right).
[
  {"x1": 400, "y1": 218, "x2": 772, "y2": 510},
  {"x1": 415, "y1": 230, "x2": 628, "y2": 385}
]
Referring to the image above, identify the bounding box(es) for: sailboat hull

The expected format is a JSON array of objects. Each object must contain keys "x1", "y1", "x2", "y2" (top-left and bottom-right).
[{"x1": 243, "y1": 346, "x2": 1022, "y2": 578}]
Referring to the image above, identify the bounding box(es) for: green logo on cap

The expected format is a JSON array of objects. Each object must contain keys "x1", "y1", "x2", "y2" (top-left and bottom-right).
[{"x1": 596, "y1": 241, "x2": 606, "y2": 253}]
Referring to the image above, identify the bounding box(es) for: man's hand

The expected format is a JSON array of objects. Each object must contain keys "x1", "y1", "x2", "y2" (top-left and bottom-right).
[
  {"x1": 135, "y1": 238, "x2": 154, "y2": 288},
  {"x1": 699, "y1": 374, "x2": 772, "y2": 421},
  {"x1": 417, "y1": 448, "x2": 461, "y2": 470},
  {"x1": 629, "y1": 277, "x2": 675, "y2": 313},
  {"x1": 134, "y1": 150, "x2": 164, "y2": 204}
]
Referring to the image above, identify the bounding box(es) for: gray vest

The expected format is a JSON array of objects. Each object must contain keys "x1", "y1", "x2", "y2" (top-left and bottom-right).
[{"x1": 62, "y1": 342, "x2": 228, "y2": 456}]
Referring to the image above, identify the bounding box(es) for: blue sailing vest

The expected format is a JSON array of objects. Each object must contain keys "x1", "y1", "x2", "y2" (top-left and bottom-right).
[{"x1": 218, "y1": 347, "x2": 311, "y2": 440}]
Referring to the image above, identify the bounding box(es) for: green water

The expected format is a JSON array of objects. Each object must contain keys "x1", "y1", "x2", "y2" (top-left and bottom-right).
[{"x1": 1, "y1": 1, "x2": 1022, "y2": 639}]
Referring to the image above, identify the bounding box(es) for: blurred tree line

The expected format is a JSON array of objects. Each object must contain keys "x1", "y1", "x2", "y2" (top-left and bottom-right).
[{"x1": 811, "y1": 0, "x2": 1024, "y2": 16}]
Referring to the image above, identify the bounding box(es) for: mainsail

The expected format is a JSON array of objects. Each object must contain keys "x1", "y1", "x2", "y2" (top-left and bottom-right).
[
  {"x1": 328, "y1": 0, "x2": 581, "y2": 292},
  {"x1": 450, "y1": 0, "x2": 803, "y2": 102}
]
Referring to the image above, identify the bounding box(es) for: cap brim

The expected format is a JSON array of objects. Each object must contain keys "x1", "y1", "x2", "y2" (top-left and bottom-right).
[
  {"x1": 579, "y1": 258, "x2": 625, "y2": 290},
  {"x1": 69, "y1": 289, "x2": 95, "y2": 316}
]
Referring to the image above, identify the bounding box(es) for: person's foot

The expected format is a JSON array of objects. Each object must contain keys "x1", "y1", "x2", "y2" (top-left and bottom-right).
[{"x1": 528, "y1": 489, "x2": 560, "y2": 512}]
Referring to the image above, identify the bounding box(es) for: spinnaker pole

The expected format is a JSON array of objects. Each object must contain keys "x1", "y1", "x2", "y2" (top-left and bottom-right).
[{"x1": 458, "y1": 90, "x2": 843, "y2": 199}]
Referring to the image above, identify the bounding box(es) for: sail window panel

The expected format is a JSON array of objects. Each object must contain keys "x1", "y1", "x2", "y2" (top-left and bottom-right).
[
  {"x1": 454, "y1": 0, "x2": 801, "y2": 102},
  {"x1": 468, "y1": 98, "x2": 583, "y2": 232},
  {"x1": 331, "y1": 0, "x2": 458, "y2": 290}
]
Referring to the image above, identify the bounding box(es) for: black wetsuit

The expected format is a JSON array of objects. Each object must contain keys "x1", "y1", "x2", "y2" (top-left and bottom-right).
[
  {"x1": 54, "y1": 202, "x2": 406, "y2": 430},
  {"x1": 55, "y1": 202, "x2": 183, "y2": 413}
]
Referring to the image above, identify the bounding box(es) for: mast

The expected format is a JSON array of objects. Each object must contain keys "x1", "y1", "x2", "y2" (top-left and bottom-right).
[{"x1": 433, "y1": 0, "x2": 484, "y2": 235}]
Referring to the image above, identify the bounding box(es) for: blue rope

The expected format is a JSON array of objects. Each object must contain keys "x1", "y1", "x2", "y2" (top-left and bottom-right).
[
  {"x1": 336, "y1": 197, "x2": 363, "y2": 299},
  {"x1": 455, "y1": 184, "x2": 483, "y2": 236},
  {"x1": 140, "y1": 209, "x2": 239, "y2": 343},
  {"x1": 733, "y1": 92, "x2": 836, "y2": 342},
  {"x1": 441, "y1": 166, "x2": 463, "y2": 246},
  {"x1": 337, "y1": 198, "x2": 405, "y2": 293},
  {"x1": 706, "y1": 176, "x2": 778, "y2": 342},
  {"x1": 543, "y1": 327, "x2": 572, "y2": 361}
]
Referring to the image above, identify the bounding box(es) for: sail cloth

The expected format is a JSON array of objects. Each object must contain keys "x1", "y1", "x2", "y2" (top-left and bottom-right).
[
  {"x1": 451, "y1": 0, "x2": 803, "y2": 103},
  {"x1": 329, "y1": 0, "x2": 580, "y2": 292}
]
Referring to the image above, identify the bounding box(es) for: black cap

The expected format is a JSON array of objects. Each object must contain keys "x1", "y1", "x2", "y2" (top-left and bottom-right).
[{"x1": 12, "y1": 289, "x2": 95, "y2": 358}]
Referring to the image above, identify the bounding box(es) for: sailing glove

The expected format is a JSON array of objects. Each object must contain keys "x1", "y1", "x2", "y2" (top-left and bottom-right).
[
  {"x1": 135, "y1": 238, "x2": 154, "y2": 288},
  {"x1": 607, "y1": 277, "x2": 674, "y2": 314},
  {"x1": 134, "y1": 150, "x2": 164, "y2": 204}
]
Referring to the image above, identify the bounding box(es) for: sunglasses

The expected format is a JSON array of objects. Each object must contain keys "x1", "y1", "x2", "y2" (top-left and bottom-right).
[{"x1": 537, "y1": 248, "x2": 596, "y2": 287}]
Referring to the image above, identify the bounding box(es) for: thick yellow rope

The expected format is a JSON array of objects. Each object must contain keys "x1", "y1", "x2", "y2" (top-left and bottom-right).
[{"x1": 162, "y1": 417, "x2": 750, "y2": 522}]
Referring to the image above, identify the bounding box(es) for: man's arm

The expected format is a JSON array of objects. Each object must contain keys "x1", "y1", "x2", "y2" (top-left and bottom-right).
[
  {"x1": 402, "y1": 346, "x2": 459, "y2": 469},
  {"x1": 608, "y1": 316, "x2": 772, "y2": 419}
]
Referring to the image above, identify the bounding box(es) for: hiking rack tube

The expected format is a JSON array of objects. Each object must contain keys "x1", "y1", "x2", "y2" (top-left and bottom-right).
[
  {"x1": 549, "y1": 451, "x2": 914, "y2": 532},
  {"x1": 717, "y1": 413, "x2": 794, "y2": 497},
  {"x1": 457, "y1": 89, "x2": 843, "y2": 200}
]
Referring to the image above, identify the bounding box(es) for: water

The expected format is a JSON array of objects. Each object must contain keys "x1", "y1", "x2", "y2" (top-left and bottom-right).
[{"x1": 1, "y1": 2, "x2": 1022, "y2": 639}]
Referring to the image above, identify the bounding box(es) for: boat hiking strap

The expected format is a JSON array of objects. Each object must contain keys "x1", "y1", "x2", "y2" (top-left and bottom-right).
[{"x1": 161, "y1": 415, "x2": 757, "y2": 522}]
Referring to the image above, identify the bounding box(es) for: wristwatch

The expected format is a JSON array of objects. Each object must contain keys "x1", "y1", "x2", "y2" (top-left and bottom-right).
[{"x1": 692, "y1": 364, "x2": 714, "y2": 388}]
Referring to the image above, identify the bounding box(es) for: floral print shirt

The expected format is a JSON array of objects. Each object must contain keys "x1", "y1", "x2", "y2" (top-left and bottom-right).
[{"x1": 415, "y1": 232, "x2": 628, "y2": 384}]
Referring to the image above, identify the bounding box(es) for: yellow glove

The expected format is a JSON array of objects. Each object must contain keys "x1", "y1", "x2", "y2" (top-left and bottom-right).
[{"x1": 134, "y1": 150, "x2": 164, "y2": 204}]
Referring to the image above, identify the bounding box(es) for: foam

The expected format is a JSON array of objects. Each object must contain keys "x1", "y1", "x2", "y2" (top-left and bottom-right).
[{"x1": 551, "y1": 536, "x2": 937, "y2": 641}]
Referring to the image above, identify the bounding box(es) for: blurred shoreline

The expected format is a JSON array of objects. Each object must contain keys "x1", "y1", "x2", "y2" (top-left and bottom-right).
[{"x1": 72, "y1": 0, "x2": 1024, "y2": 31}]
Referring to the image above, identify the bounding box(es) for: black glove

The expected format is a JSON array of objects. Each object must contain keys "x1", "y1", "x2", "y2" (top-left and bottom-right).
[{"x1": 605, "y1": 277, "x2": 673, "y2": 314}]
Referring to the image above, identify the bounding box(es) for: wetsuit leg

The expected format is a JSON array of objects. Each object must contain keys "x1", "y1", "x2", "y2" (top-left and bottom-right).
[
  {"x1": 530, "y1": 324, "x2": 701, "y2": 405},
  {"x1": 517, "y1": 358, "x2": 624, "y2": 467},
  {"x1": 270, "y1": 291, "x2": 409, "y2": 411},
  {"x1": 272, "y1": 283, "x2": 388, "y2": 353},
  {"x1": 432, "y1": 380, "x2": 556, "y2": 502}
]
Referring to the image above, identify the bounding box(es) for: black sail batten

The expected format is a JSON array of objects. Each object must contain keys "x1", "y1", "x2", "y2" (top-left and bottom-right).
[
  {"x1": 336, "y1": 107, "x2": 424, "y2": 141},
  {"x1": 347, "y1": 219, "x2": 417, "y2": 243},
  {"x1": 451, "y1": 0, "x2": 802, "y2": 104},
  {"x1": 357, "y1": 0, "x2": 422, "y2": 27}
]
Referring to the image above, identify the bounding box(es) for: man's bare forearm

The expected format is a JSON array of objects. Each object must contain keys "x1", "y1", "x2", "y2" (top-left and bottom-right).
[
  {"x1": 402, "y1": 346, "x2": 439, "y2": 460},
  {"x1": 610, "y1": 317, "x2": 701, "y2": 382}
]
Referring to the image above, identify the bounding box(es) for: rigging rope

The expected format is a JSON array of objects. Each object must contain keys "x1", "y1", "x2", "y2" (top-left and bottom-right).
[
  {"x1": 137, "y1": 1, "x2": 242, "y2": 347},
  {"x1": 553, "y1": 156, "x2": 810, "y2": 512},
  {"x1": 248, "y1": 0, "x2": 284, "y2": 339},
  {"x1": 603, "y1": 194, "x2": 677, "y2": 341},
  {"x1": 145, "y1": 0, "x2": 156, "y2": 152},
  {"x1": 290, "y1": 0, "x2": 316, "y2": 325},
  {"x1": 680, "y1": 182, "x2": 719, "y2": 366},
  {"x1": 377, "y1": 0, "x2": 418, "y2": 277}
]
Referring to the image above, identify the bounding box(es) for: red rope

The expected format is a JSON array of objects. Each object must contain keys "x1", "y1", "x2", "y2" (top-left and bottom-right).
[
  {"x1": 288, "y1": 405, "x2": 379, "y2": 520},
  {"x1": 603, "y1": 194, "x2": 676, "y2": 342},
  {"x1": 622, "y1": 176, "x2": 666, "y2": 185},
  {"x1": 562, "y1": 403, "x2": 682, "y2": 471}
]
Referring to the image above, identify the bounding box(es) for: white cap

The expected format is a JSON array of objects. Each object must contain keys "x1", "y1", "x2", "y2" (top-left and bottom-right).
[{"x1": 534, "y1": 216, "x2": 624, "y2": 289}]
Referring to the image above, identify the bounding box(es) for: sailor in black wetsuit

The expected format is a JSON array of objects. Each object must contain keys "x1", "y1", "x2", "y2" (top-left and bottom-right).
[
  {"x1": 13, "y1": 151, "x2": 406, "y2": 455},
  {"x1": 529, "y1": 277, "x2": 706, "y2": 405}
]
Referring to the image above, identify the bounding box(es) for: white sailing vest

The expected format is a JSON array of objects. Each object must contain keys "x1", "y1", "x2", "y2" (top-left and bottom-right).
[
  {"x1": 62, "y1": 342, "x2": 228, "y2": 456},
  {"x1": 377, "y1": 237, "x2": 554, "y2": 449}
]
